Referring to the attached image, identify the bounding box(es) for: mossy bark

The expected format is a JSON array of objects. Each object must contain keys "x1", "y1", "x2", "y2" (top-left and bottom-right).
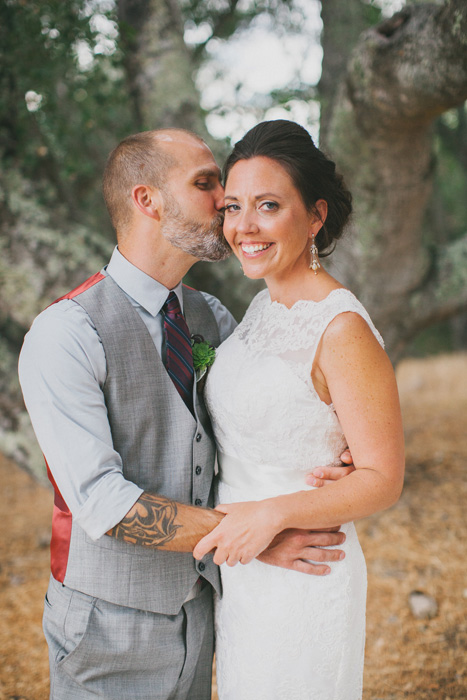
[
  {"x1": 0, "y1": 168, "x2": 112, "y2": 476},
  {"x1": 322, "y1": 0, "x2": 467, "y2": 360}
]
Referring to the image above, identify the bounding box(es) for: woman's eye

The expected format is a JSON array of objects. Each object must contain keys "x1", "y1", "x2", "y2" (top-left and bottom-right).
[
  {"x1": 224, "y1": 204, "x2": 240, "y2": 213},
  {"x1": 260, "y1": 201, "x2": 278, "y2": 211}
]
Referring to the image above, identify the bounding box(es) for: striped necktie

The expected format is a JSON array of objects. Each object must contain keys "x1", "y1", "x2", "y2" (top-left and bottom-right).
[{"x1": 162, "y1": 291, "x2": 194, "y2": 414}]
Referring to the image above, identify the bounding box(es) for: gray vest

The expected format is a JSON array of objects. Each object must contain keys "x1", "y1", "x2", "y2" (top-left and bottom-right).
[{"x1": 62, "y1": 275, "x2": 221, "y2": 614}]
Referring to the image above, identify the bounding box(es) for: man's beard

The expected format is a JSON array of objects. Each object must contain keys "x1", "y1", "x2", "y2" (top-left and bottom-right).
[{"x1": 160, "y1": 191, "x2": 231, "y2": 262}]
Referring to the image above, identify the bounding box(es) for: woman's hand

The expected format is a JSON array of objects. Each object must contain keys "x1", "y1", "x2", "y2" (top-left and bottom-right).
[{"x1": 193, "y1": 499, "x2": 281, "y2": 566}]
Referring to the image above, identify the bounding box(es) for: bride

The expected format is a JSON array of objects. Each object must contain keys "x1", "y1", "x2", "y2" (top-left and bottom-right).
[{"x1": 194, "y1": 120, "x2": 405, "y2": 699}]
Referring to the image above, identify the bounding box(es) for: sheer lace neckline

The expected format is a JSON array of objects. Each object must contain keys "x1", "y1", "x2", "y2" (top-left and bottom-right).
[
  {"x1": 235, "y1": 286, "x2": 384, "y2": 357},
  {"x1": 266, "y1": 287, "x2": 350, "y2": 312}
]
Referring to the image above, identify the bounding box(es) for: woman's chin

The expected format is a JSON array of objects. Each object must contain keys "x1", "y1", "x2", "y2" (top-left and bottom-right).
[{"x1": 241, "y1": 267, "x2": 266, "y2": 280}]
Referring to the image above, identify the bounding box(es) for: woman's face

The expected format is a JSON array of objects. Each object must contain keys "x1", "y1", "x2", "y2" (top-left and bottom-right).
[{"x1": 223, "y1": 156, "x2": 325, "y2": 282}]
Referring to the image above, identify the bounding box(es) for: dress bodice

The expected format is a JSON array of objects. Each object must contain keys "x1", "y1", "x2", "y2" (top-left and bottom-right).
[{"x1": 204, "y1": 288, "x2": 383, "y2": 496}]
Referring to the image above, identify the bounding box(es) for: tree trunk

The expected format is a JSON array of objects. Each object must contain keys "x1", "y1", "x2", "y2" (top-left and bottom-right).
[
  {"x1": 322, "y1": 0, "x2": 467, "y2": 360},
  {"x1": 318, "y1": 0, "x2": 374, "y2": 149},
  {"x1": 118, "y1": 0, "x2": 210, "y2": 139}
]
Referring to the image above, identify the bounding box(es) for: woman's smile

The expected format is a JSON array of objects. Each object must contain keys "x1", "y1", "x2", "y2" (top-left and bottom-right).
[{"x1": 240, "y1": 241, "x2": 274, "y2": 256}]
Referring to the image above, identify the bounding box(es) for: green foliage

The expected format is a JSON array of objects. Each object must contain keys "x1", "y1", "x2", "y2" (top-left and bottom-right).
[
  {"x1": 182, "y1": 0, "x2": 298, "y2": 39},
  {"x1": 433, "y1": 105, "x2": 467, "y2": 242},
  {"x1": 0, "y1": 0, "x2": 133, "y2": 235},
  {"x1": 361, "y1": 1, "x2": 383, "y2": 25},
  {"x1": 407, "y1": 321, "x2": 455, "y2": 357}
]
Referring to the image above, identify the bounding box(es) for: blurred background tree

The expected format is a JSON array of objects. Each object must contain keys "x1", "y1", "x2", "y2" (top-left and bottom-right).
[{"x1": 0, "y1": 0, "x2": 466, "y2": 475}]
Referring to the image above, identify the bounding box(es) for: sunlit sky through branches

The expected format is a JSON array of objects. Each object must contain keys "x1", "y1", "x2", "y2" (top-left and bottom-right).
[
  {"x1": 188, "y1": 0, "x2": 406, "y2": 144},
  {"x1": 61, "y1": 0, "x2": 406, "y2": 145}
]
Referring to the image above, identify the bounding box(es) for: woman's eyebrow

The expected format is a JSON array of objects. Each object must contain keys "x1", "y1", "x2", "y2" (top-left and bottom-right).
[{"x1": 224, "y1": 192, "x2": 281, "y2": 200}]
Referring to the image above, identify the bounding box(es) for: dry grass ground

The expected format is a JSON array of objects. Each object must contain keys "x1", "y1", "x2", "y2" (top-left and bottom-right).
[{"x1": 0, "y1": 353, "x2": 466, "y2": 700}]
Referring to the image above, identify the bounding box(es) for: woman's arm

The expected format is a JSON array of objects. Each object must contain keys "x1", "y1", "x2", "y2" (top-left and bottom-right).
[
  {"x1": 274, "y1": 312, "x2": 405, "y2": 524},
  {"x1": 193, "y1": 312, "x2": 405, "y2": 566}
]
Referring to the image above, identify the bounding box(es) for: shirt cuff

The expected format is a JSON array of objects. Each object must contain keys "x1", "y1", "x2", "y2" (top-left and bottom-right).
[{"x1": 75, "y1": 472, "x2": 144, "y2": 540}]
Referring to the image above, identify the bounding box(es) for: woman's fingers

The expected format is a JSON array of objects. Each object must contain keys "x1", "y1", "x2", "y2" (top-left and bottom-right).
[
  {"x1": 213, "y1": 548, "x2": 228, "y2": 566},
  {"x1": 194, "y1": 501, "x2": 276, "y2": 565}
]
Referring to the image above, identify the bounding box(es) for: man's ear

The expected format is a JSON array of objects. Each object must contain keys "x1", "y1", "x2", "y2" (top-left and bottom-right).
[{"x1": 131, "y1": 184, "x2": 162, "y2": 221}]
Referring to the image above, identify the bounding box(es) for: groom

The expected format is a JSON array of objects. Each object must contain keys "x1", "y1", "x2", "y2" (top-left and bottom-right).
[{"x1": 19, "y1": 128, "x2": 353, "y2": 700}]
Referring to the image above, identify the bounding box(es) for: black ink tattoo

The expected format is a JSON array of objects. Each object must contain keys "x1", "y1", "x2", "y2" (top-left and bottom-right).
[{"x1": 109, "y1": 493, "x2": 182, "y2": 547}]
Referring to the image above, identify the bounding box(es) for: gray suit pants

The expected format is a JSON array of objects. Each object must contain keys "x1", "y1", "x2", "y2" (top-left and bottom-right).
[{"x1": 43, "y1": 575, "x2": 214, "y2": 700}]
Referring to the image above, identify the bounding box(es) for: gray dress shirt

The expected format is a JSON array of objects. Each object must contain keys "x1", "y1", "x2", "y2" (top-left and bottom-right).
[{"x1": 18, "y1": 247, "x2": 237, "y2": 541}]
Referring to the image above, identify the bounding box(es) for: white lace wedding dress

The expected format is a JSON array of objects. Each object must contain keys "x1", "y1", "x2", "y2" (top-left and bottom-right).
[{"x1": 204, "y1": 288, "x2": 384, "y2": 700}]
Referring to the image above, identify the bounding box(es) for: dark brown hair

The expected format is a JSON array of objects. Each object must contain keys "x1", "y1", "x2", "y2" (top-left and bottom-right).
[{"x1": 223, "y1": 120, "x2": 352, "y2": 255}]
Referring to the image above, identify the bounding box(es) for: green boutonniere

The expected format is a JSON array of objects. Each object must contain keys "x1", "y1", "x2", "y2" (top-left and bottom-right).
[{"x1": 191, "y1": 334, "x2": 216, "y2": 382}]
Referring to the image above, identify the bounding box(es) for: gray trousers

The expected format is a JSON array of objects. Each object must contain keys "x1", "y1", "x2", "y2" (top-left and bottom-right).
[{"x1": 43, "y1": 575, "x2": 214, "y2": 700}]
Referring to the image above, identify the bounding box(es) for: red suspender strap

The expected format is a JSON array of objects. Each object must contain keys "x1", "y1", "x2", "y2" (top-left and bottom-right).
[
  {"x1": 45, "y1": 459, "x2": 73, "y2": 582},
  {"x1": 48, "y1": 271, "x2": 105, "y2": 307},
  {"x1": 45, "y1": 271, "x2": 105, "y2": 580}
]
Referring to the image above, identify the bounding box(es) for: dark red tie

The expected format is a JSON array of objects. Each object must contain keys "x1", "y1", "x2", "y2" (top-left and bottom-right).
[{"x1": 162, "y1": 292, "x2": 194, "y2": 413}]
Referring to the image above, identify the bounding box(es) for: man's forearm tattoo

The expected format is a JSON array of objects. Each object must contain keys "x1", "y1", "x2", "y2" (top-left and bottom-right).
[{"x1": 109, "y1": 493, "x2": 182, "y2": 547}]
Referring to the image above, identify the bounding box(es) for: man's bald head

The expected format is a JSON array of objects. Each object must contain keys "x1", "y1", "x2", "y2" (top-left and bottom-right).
[{"x1": 102, "y1": 128, "x2": 206, "y2": 238}]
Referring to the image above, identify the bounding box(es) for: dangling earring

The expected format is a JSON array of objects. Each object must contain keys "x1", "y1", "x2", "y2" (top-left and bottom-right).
[{"x1": 309, "y1": 235, "x2": 321, "y2": 274}]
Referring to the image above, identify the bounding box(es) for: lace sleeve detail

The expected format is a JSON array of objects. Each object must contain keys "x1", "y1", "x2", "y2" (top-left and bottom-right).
[
  {"x1": 232, "y1": 288, "x2": 384, "y2": 389},
  {"x1": 321, "y1": 291, "x2": 385, "y2": 350},
  {"x1": 236, "y1": 288, "x2": 382, "y2": 350}
]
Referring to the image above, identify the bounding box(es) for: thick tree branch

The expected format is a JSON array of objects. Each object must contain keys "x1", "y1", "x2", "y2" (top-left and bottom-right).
[
  {"x1": 385, "y1": 233, "x2": 467, "y2": 359},
  {"x1": 324, "y1": 1, "x2": 467, "y2": 359},
  {"x1": 347, "y1": 1, "x2": 467, "y2": 132}
]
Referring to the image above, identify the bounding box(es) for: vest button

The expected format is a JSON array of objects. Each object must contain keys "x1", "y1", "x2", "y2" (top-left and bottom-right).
[
  {"x1": 195, "y1": 498, "x2": 202, "y2": 506},
  {"x1": 195, "y1": 466, "x2": 202, "y2": 475},
  {"x1": 198, "y1": 562, "x2": 206, "y2": 572},
  {"x1": 196, "y1": 433, "x2": 202, "y2": 442}
]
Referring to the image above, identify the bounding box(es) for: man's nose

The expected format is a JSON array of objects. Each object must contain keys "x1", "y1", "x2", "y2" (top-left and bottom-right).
[{"x1": 214, "y1": 182, "x2": 225, "y2": 211}]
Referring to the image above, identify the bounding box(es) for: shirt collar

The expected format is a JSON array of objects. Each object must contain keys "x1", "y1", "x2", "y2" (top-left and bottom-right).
[{"x1": 106, "y1": 247, "x2": 184, "y2": 317}]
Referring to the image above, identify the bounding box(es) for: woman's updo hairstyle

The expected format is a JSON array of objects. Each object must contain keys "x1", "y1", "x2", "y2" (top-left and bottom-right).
[{"x1": 223, "y1": 120, "x2": 352, "y2": 256}]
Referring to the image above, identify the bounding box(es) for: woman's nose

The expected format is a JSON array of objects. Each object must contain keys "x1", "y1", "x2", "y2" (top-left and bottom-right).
[{"x1": 235, "y1": 209, "x2": 259, "y2": 235}]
